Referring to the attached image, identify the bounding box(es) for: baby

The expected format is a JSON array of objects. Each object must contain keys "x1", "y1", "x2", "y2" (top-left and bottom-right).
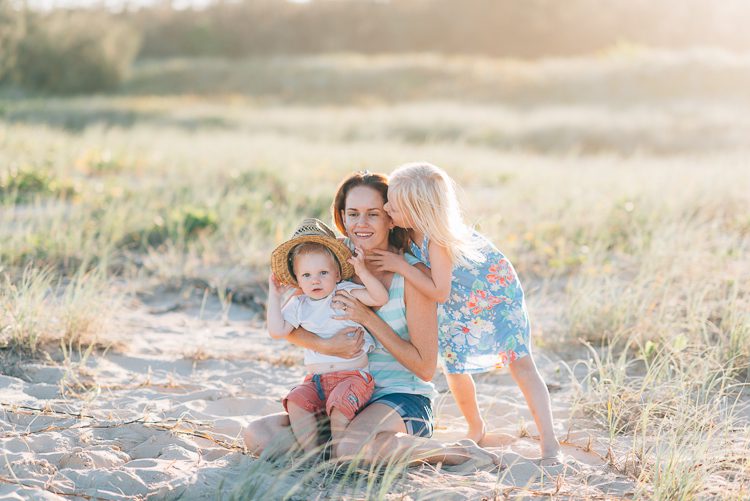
[{"x1": 266, "y1": 218, "x2": 388, "y2": 452}]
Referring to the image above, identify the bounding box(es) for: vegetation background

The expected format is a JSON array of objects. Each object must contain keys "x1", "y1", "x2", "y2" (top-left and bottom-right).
[{"x1": 1, "y1": 0, "x2": 749, "y2": 498}]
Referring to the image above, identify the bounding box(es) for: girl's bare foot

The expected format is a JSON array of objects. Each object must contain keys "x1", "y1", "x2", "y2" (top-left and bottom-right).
[
  {"x1": 539, "y1": 439, "x2": 563, "y2": 467},
  {"x1": 478, "y1": 431, "x2": 515, "y2": 448},
  {"x1": 465, "y1": 419, "x2": 486, "y2": 444}
]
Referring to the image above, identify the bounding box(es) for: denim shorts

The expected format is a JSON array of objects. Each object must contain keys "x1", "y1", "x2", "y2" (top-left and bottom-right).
[{"x1": 368, "y1": 393, "x2": 434, "y2": 438}]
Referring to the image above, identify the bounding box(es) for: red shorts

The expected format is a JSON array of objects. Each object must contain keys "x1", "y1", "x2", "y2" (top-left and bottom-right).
[{"x1": 282, "y1": 369, "x2": 375, "y2": 421}]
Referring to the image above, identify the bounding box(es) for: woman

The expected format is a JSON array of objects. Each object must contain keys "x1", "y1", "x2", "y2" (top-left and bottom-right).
[{"x1": 243, "y1": 171, "x2": 499, "y2": 468}]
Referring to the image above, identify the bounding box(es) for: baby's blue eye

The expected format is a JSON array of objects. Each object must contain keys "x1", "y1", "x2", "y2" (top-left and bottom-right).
[
  {"x1": 321, "y1": 271, "x2": 328, "y2": 275},
  {"x1": 302, "y1": 273, "x2": 310, "y2": 278}
]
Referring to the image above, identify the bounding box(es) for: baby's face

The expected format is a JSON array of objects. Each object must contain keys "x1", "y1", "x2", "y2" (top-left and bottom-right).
[{"x1": 294, "y1": 252, "x2": 340, "y2": 300}]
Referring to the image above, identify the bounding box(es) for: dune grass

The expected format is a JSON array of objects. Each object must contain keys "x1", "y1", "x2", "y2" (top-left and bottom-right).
[
  {"x1": 0, "y1": 263, "x2": 118, "y2": 363},
  {"x1": 1, "y1": 50, "x2": 749, "y2": 498}
]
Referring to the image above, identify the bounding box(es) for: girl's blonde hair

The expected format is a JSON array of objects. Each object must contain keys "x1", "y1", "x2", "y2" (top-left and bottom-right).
[{"x1": 388, "y1": 162, "x2": 484, "y2": 267}]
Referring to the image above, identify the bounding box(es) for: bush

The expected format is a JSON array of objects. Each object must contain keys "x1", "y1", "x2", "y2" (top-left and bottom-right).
[
  {"x1": 0, "y1": 3, "x2": 26, "y2": 84},
  {"x1": 0, "y1": 165, "x2": 76, "y2": 204},
  {"x1": 116, "y1": 206, "x2": 218, "y2": 251},
  {"x1": 14, "y1": 10, "x2": 140, "y2": 94},
  {"x1": 132, "y1": 0, "x2": 750, "y2": 59}
]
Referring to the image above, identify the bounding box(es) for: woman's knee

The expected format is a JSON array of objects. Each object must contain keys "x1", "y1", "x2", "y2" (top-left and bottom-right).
[
  {"x1": 242, "y1": 420, "x2": 268, "y2": 453},
  {"x1": 243, "y1": 413, "x2": 291, "y2": 454}
]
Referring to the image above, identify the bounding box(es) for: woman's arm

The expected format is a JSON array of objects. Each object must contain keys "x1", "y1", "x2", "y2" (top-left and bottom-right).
[
  {"x1": 333, "y1": 286, "x2": 437, "y2": 381},
  {"x1": 286, "y1": 325, "x2": 365, "y2": 359}
]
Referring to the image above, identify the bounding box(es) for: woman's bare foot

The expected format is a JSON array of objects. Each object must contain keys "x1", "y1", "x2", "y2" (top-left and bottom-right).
[{"x1": 441, "y1": 439, "x2": 503, "y2": 474}]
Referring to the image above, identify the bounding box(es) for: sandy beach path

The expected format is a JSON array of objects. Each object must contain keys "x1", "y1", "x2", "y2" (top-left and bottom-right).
[{"x1": 0, "y1": 288, "x2": 636, "y2": 499}]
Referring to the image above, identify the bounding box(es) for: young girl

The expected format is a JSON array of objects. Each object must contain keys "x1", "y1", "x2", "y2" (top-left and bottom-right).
[{"x1": 371, "y1": 162, "x2": 561, "y2": 463}]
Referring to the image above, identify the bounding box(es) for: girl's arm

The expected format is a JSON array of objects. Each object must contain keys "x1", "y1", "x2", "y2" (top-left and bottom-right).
[
  {"x1": 333, "y1": 286, "x2": 437, "y2": 381},
  {"x1": 347, "y1": 246, "x2": 388, "y2": 306},
  {"x1": 369, "y1": 245, "x2": 453, "y2": 303}
]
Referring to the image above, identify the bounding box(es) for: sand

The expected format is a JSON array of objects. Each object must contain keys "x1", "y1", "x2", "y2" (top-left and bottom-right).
[{"x1": 0, "y1": 287, "x2": 637, "y2": 499}]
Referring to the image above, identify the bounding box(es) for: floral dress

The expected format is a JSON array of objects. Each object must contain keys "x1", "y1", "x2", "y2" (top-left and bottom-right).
[{"x1": 410, "y1": 233, "x2": 531, "y2": 374}]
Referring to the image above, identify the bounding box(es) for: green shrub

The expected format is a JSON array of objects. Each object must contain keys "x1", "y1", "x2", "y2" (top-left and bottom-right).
[
  {"x1": 116, "y1": 206, "x2": 218, "y2": 251},
  {"x1": 180, "y1": 207, "x2": 218, "y2": 237},
  {"x1": 0, "y1": 3, "x2": 26, "y2": 84},
  {"x1": 0, "y1": 166, "x2": 76, "y2": 204},
  {"x1": 14, "y1": 10, "x2": 140, "y2": 94}
]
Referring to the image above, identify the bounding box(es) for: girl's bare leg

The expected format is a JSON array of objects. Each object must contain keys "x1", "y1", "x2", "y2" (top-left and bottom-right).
[
  {"x1": 287, "y1": 402, "x2": 319, "y2": 453},
  {"x1": 508, "y1": 354, "x2": 561, "y2": 460},
  {"x1": 445, "y1": 373, "x2": 486, "y2": 443}
]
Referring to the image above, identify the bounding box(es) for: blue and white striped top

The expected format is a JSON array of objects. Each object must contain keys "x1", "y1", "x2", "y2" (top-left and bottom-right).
[
  {"x1": 343, "y1": 239, "x2": 437, "y2": 400},
  {"x1": 368, "y1": 270, "x2": 438, "y2": 400}
]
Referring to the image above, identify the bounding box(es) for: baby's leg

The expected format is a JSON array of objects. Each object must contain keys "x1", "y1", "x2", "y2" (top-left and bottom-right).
[
  {"x1": 283, "y1": 380, "x2": 326, "y2": 454},
  {"x1": 445, "y1": 373, "x2": 486, "y2": 443},
  {"x1": 329, "y1": 408, "x2": 351, "y2": 446},
  {"x1": 287, "y1": 402, "x2": 320, "y2": 453},
  {"x1": 325, "y1": 370, "x2": 375, "y2": 449}
]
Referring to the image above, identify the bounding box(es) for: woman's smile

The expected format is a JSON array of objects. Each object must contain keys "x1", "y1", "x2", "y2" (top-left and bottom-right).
[{"x1": 344, "y1": 186, "x2": 391, "y2": 250}]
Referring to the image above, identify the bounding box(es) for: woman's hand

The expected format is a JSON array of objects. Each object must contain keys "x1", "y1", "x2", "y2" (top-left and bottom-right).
[
  {"x1": 317, "y1": 326, "x2": 366, "y2": 358},
  {"x1": 368, "y1": 248, "x2": 408, "y2": 274},
  {"x1": 332, "y1": 290, "x2": 376, "y2": 325}
]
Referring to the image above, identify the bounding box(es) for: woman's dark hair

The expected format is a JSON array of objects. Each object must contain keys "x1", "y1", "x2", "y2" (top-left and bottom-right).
[{"x1": 332, "y1": 171, "x2": 409, "y2": 252}]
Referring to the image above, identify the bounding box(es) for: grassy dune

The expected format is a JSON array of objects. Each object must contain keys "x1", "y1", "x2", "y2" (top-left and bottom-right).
[{"x1": 1, "y1": 50, "x2": 749, "y2": 498}]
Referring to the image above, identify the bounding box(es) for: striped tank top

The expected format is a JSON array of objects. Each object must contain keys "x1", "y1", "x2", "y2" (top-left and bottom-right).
[{"x1": 368, "y1": 268, "x2": 438, "y2": 401}]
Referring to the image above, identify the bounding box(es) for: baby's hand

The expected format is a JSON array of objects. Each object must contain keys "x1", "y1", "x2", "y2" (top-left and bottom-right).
[
  {"x1": 347, "y1": 247, "x2": 368, "y2": 274},
  {"x1": 369, "y1": 248, "x2": 408, "y2": 273},
  {"x1": 268, "y1": 272, "x2": 294, "y2": 297}
]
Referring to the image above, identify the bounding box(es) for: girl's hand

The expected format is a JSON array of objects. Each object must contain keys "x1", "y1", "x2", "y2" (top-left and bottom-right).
[
  {"x1": 319, "y1": 326, "x2": 365, "y2": 358},
  {"x1": 332, "y1": 290, "x2": 374, "y2": 325},
  {"x1": 368, "y1": 248, "x2": 408, "y2": 274},
  {"x1": 268, "y1": 272, "x2": 294, "y2": 297},
  {"x1": 347, "y1": 246, "x2": 368, "y2": 275}
]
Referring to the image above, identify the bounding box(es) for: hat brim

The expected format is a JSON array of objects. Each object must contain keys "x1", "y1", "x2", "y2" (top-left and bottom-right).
[{"x1": 271, "y1": 235, "x2": 354, "y2": 287}]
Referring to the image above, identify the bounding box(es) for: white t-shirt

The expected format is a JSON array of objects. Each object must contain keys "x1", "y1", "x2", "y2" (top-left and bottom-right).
[{"x1": 282, "y1": 280, "x2": 375, "y2": 366}]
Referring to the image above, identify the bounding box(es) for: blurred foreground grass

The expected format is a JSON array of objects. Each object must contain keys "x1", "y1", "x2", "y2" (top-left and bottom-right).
[{"x1": 1, "y1": 51, "x2": 749, "y2": 498}]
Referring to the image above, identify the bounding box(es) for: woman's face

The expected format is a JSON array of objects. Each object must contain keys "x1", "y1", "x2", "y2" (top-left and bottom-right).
[{"x1": 342, "y1": 185, "x2": 392, "y2": 251}]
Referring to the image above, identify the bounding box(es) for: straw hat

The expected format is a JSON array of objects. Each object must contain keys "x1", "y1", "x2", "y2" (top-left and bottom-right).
[{"x1": 271, "y1": 218, "x2": 354, "y2": 287}]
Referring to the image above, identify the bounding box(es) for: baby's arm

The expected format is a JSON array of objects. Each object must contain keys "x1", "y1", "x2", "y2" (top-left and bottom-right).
[
  {"x1": 370, "y1": 244, "x2": 452, "y2": 303},
  {"x1": 347, "y1": 247, "x2": 389, "y2": 306},
  {"x1": 266, "y1": 273, "x2": 295, "y2": 339}
]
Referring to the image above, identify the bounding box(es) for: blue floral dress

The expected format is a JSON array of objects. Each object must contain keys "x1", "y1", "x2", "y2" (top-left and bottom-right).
[{"x1": 410, "y1": 233, "x2": 530, "y2": 374}]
